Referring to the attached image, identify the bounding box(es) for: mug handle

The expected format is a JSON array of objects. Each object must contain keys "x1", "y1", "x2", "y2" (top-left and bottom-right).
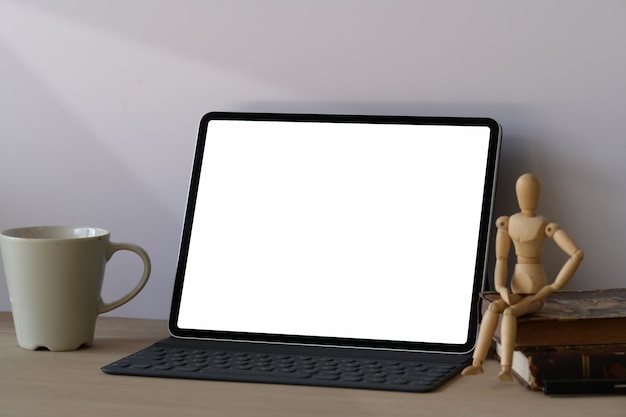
[{"x1": 98, "y1": 242, "x2": 151, "y2": 314}]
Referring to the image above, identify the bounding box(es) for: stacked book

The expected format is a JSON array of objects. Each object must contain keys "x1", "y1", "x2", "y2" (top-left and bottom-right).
[{"x1": 481, "y1": 288, "x2": 626, "y2": 391}]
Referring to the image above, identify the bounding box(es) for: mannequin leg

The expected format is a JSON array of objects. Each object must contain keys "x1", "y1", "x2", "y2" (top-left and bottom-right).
[
  {"x1": 498, "y1": 313, "x2": 516, "y2": 381},
  {"x1": 498, "y1": 297, "x2": 543, "y2": 381},
  {"x1": 461, "y1": 309, "x2": 500, "y2": 375}
]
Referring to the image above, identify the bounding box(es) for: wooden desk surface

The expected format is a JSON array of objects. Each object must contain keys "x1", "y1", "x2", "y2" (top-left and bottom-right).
[{"x1": 1, "y1": 312, "x2": 624, "y2": 416}]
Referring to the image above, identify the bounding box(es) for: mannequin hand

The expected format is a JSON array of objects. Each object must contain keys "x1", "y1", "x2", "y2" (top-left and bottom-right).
[
  {"x1": 530, "y1": 285, "x2": 555, "y2": 303},
  {"x1": 497, "y1": 287, "x2": 512, "y2": 305}
]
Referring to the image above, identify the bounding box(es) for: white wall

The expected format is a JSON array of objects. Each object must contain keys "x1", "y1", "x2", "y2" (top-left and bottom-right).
[{"x1": 1, "y1": 1, "x2": 624, "y2": 319}]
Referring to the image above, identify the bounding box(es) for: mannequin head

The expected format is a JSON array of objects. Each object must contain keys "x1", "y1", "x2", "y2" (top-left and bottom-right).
[{"x1": 515, "y1": 173, "x2": 540, "y2": 216}]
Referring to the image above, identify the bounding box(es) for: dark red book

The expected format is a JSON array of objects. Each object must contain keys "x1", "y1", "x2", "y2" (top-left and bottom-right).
[{"x1": 480, "y1": 288, "x2": 626, "y2": 347}]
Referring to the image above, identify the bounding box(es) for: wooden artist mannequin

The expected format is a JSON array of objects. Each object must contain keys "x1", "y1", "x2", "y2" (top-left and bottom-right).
[{"x1": 462, "y1": 173, "x2": 584, "y2": 381}]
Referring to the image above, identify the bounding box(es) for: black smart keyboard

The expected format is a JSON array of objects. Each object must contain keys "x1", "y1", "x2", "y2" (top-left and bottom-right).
[{"x1": 102, "y1": 338, "x2": 469, "y2": 392}]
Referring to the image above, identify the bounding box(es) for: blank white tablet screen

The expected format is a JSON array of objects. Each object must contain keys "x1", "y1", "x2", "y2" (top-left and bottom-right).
[{"x1": 178, "y1": 120, "x2": 492, "y2": 345}]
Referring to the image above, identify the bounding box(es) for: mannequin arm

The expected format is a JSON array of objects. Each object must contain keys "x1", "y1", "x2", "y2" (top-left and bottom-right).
[
  {"x1": 493, "y1": 216, "x2": 511, "y2": 303},
  {"x1": 530, "y1": 225, "x2": 584, "y2": 302}
]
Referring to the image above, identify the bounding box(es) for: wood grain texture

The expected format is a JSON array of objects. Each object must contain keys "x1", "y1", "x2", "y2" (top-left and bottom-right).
[{"x1": 1, "y1": 312, "x2": 624, "y2": 417}]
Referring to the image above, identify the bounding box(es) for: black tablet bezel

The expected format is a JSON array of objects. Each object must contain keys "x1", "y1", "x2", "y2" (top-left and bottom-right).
[{"x1": 169, "y1": 111, "x2": 501, "y2": 354}]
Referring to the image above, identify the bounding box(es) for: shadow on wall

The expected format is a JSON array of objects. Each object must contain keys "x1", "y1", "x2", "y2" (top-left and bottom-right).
[{"x1": 0, "y1": 45, "x2": 183, "y2": 319}]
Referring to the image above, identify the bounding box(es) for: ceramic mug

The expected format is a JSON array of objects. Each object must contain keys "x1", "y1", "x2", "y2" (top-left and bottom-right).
[{"x1": 0, "y1": 226, "x2": 150, "y2": 351}]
